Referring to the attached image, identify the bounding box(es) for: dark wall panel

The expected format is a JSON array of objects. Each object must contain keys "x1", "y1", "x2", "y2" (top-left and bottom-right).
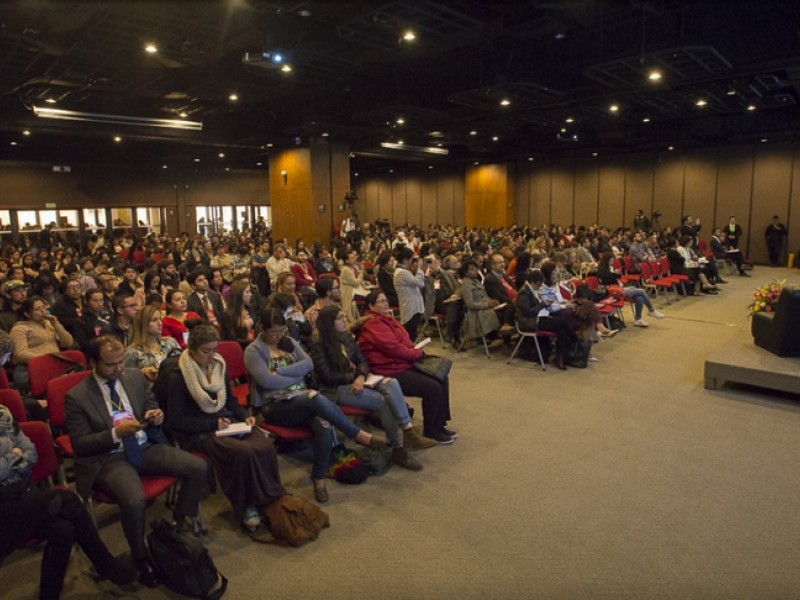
[
  {"x1": 437, "y1": 176, "x2": 456, "y2": 226},
  {"x1": 715, "y1": 145, "x2": 754, "y2": 250},
  {"x1": 683, "y1": 147, "x2": 718, "y2": 237},
  {"x1": 598, "y1": 160, "x2": 625, "y2": 228},
  {"x1": 391, "y1": 178, "x2": 407, "y2": 226},
  {"x1": 406, "y1": 178, "x2": 422, "y2": 227},
  {"x1": 749, "y1": 143, "x2": 793, "y2": 262},
  {"x1": 514, "y1": 165, "x2": 530, "y2": 226},
  {"x1": 652, "y1": 151, "x2": 685, "y2": 232},
  {"x1": 550, "y1": 160, "x2": 574, "y2": 227},
  {"x1": 453, "y1": 174, "x2": 466, "y2": 227},
  {"x1": 573, "y1": 159, "x2": 599, "y2": 226},
  {"x1": 528, "y1": 167, "x2": 551, "y2": 228},
  {"x1": 377, "y1": 179, "x2": 392, "y2": 223},
  {"x1": 625, "y1": 154, "x2": 654, "y2": 230},
  {"x1": 421, "y1": 177, "x2": 438, "y2": 227}
]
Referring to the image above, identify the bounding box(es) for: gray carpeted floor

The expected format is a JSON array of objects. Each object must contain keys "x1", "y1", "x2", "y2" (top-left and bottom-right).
[{"x1": 3, "y1": 267, "x2": 800, "y2": 600}]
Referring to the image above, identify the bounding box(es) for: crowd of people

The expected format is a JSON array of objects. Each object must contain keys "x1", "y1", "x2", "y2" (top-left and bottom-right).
[{"x1": 0, "y1": 209, "x2": 776, "y2": 598}]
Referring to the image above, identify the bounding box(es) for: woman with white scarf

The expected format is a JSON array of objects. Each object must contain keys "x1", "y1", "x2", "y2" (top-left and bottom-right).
[
  {"x1": 0, "y1": 406, "x2": 136, "y2": 598},
  {"x1": 166, "y1": 323, "x2": 287, "y2": 533}
]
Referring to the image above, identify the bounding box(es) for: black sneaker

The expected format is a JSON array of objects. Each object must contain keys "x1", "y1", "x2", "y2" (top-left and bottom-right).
[
  {"x1": 425, "y1": 430, "x2": 455, "y2": 445},
  {"x1": 440, "y1": 427, "x2": 458, "y2": 439}
]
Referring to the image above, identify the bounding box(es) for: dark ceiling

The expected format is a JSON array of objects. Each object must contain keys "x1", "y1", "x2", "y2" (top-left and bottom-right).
[{"x1": 1, "y1": 0, "x2": 800, "y2": 175}]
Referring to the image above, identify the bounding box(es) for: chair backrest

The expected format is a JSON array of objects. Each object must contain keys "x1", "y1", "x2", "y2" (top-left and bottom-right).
[
  {"x1": 0, "y1": 368, "x2": 9, "y2": 390},
  {"x1": 622, "y1": 256, "x2": 635, "y2": 273},
  {"x1": 19, "y1": 421, "x2": 59, "y2": 486},
  {"x1": 47, "y1": 371, "x2": 92, "y2": 429},
  {"x1": 216, "y1": 341, "x2": 246, "y2": 380},
  {"x1": 611, "y1": 258, "x2": 623, "y2": 272},
  {"x1": 659, "y1": 257, "x2": 672, "y2": 276},
  {"x1": 150, "y1": 253, "x2": 165, "y2": 262},
  {"x1": 558, "y1": 284, "x2": 573, "y2": 301},
  {"x1": 639, "y1": 261, "x2": 652, "y2": 282},
  {"x1": 132, "y1": 250, "x2": 145, "y2": 265},
  {"x1": 0, "y1": 389, "x2": 26, "y2": 423},
  {"x1": 28, "y1": 351, "x2": 87, "y2": 397},
  {"x1": 649, "y1": 260, "x2": 661, "y2": 278},
  {"x1": 585, "y1": 276, "x2": 600, "y2": 291}
]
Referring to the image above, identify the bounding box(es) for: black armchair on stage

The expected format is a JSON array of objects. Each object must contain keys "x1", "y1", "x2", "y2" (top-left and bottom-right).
[{"x1": 751, "y1": 285, "x2": 800, "y2": 357}]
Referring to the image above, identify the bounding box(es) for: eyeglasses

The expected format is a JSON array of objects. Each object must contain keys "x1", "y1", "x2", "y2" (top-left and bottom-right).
[
  {"x1": 122, "y1": 303, "x2": 138, "y2": 309},
  {"x1": 265, "y1": 327, "x2": 288, "y2": 337}
]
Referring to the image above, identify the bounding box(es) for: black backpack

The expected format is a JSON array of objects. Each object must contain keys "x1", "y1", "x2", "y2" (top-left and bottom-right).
[{"x1": 147, "y1": 518, "x2": 227, "y2": 600}]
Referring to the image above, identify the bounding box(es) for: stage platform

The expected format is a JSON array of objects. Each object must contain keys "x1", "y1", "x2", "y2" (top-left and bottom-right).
[{"x1": 705, "y1": 339, "x2": 800, "y2": 395}]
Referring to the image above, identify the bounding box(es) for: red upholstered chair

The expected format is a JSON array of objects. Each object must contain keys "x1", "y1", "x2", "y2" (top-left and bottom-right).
[
  {"x1": 0, "y1": 368, "x2": 10, "y2": 390},
  {"x1": 150, "y1": 253, "x2": 165, "y2": 262},
  {"x1": 90, "y1": 476, "x2": 179, "y2": 527},
  {"x1": 0, "y1": 389, "x2": 26, "y2": 423},
  {"x1": 216, "y1": 341, "x2": 249, "y2": 406},
  {"x1": 46, "y1": 371, "x2": 93, "y2": 460},
  {"x1": 621, "y1": 257, "x2": 641, "y2": 284},
  {"x1": 659, "y1": 257, "x2": 688, "y2": 295},
  {"x1": 258, "y1": 421, "x2": 313, "y2": 441},
  {"x1": 648, "y1": 260, "x2": 679, "y2": 303},
  {"x1": 132, "y1": 251, "x2": 145, "y2": 265},
  {"x1": 119, "y1": 248, "x2": 130, "y2": 260},
  {"x1": 28, "y1": 351, "x2": 87, "y2": 397},
  {"x1": 19, "y1": 421, "x2": 63, "y2": 487}
]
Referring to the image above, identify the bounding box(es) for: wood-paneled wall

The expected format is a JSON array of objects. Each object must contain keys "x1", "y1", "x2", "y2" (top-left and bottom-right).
[
  {"x1": 514, "y1": 142, "x2": 800, "y2": 264},
  {"x1": 354, "y1": 170, "x2": 466, "y2": 228}
]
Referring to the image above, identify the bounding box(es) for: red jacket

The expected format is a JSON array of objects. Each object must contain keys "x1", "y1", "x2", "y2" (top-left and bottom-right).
[
  {"x1": 161, "y1": 311, "x2": 201, "y2": 349},
  {"x1": 355, "y1": 310, "x2": 423, "y2": 375},
  {"x1": 291, "y1": 262, "x2": 317, "y2": 287}
]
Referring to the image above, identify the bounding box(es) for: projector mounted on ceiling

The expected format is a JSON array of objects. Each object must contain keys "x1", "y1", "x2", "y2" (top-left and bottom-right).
[{"x1": 242, "y1": 50, "x2": 291, "y2": 70}]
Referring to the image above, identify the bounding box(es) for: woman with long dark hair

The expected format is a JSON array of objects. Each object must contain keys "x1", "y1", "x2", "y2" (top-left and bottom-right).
[{"x1": 311, "y1": 305, "x2": 434, "y2": 470}]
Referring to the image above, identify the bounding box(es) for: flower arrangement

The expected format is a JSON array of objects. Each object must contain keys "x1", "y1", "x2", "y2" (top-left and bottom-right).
[{"x1": 748, "y1": 279, "x2": 786, "y2": 315}]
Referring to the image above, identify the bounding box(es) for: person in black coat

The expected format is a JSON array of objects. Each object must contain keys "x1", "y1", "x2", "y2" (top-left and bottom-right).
[
  {"x1": 375, "y1": 251, "x2": 399, "y2": 308},
  {"x1": 186, "y1": 269, "x2": 225, "y2": 330},
  {"x1": 74, "y1": 289, "x2": 109, "y2": 353},
  {"x1": 50, "y1": 279, "x2": 83, "y2": 336},
  {"x1": 483, "y1": 253, "x2": 517, "y2": 331},
  {"x1": 764, "y1": 216, "x2": 788, "y2": 267},
  {"x1": 723, "y1": 216, "x2": 743, "y2": 250}
]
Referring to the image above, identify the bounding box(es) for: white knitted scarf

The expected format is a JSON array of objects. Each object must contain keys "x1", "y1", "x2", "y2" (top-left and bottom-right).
[{"x1": 179, "y1": 351, "x2": 227, "y2": 414}]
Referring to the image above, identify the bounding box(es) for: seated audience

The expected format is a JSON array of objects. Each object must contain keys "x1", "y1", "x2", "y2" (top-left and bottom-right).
[
  {"x1": 74, "y1": 289, "x2": 110, "y2": 352},
  {"x1": 223, "y1": 279, "x2": 257, "y2": 347},
  {"x1": 124, "y1": 305, "x2": 180, "y2": 385},
  {"x1": 304, "y1": 276, "x2": 341, "y2": 332}
]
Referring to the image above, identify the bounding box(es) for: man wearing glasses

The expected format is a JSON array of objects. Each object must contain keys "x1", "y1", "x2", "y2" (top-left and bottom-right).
[
  {"x1": 100, "y1": 294, "x2": 139, "y2": 347},
  {"x1": 51, "y1": 278, "x2": 85, "y2": 336}
]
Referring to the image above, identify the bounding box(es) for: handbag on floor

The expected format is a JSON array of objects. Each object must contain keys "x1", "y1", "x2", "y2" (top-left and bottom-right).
[
  {"x1": 565, "y1": 340, "x2": 590, "y2": 369},
  {"x1": 412, "y1": 354, "x2": 452, "y2": 383},
  {"x1": 263, "y1": 495, "x2": 330, "y2": 548}
]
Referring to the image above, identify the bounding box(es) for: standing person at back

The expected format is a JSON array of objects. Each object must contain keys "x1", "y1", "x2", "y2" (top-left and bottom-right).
[
  {"x1": 724, "y1": 216, "x2": 743, "y2": 250},
  {"x1": 393, "y1": 247, "x2": 425, "y2": 342},
  {"x1": 764, "y1": 215, "x2": 787, "y2": 267}
]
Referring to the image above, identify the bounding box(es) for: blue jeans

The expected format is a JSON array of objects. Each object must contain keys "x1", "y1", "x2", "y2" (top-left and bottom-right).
[
  {"x1": 263, "y1": 391, "x2": 361, "y2": 480},
  {"x1": 624, "y1": 287, "x2": 654, "y2": 320},
  {"x1": 333, "y1": 378, "x2": 409, "y2": 448}
]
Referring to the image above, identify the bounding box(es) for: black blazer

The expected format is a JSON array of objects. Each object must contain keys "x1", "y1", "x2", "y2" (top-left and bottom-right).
[
  {"x1": 515, "y1": 284, "x2": 544, "y2": 331},
  {"x1": 308, "y1": 332, "x2": 370, "y2": 397},
  {"x1": 187, "y1": 291, "x2": 225, "y2": 325},
  {"x1": 484, "y1": 271, "x2": 515, "y2": 304},
  {"x1": 65, "y1": 368, "x2": 168, "y2": 499}
]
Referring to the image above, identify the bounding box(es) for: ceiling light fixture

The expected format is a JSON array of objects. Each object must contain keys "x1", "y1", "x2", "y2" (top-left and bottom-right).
[
  {"x1": 609, "y1": 104, "x2": 619, "y2": 112},
  {"x1": 45, "y1": 98, "x2": 56, "y2": 104},
  {"x1": 397, "y1": 140, "x2": 404, "y2": 145},
  {"x1": 266, "y1": 143, "x2": 273, "y2": 147},
  {"x1": 380, "y1": 142, "x2": 448, "y2": 155},
  {"x1": 668, "y1": 146, "x2": 675, "y2": 151},
  {"x1": 500, "y1": 99, "x2": 510, "y2": 106},
  {"x1": 113, "y1": 136, "x2": 122, "y2": 142},
  {"x1": 747, "y1": 105, "x2": 756, "y2": 111},
  {"x1": 428, "y1": 165, "x2": 433, "y2": 169},
  {"x1": 469, "y1": 130, "x2": 477, "y2": 136},
  {"x1": 396, "y1": 118, "x2": 405, "y2": 125},
  {"x1": 648, "y1": 71, "x2": 661, "y2": 81},
  {"x1": 218, "y1": 153, "x2": 225, "y2": 158},
  {"x1": 32, "y1": 106, "x2": 203, "y2": 130},
  {"x1": 727, "y1": 89, "x2": 737, "y2": 96},
  {"x1": 256, "y1": 162, "x2": 262, "y2": 166},
  {"x1": 492, "y1": 136, "x2": 499, "y2": 141},
  {"x1": 592, "y1": 152, "x2": 598, "y2": 156},
  {"x1": 403, "y1": 31, "x2": 416, "y2": 41},
  {"x1": 10, "y1": 142, "x2": 18, "y2": 146},
  {"x1": 560, "y1": 128, "x2": 567, "y2": 133},
  {"x1": 642, "y1": 117, "x2": 651, "y2": 123},
  {"x1": 565, "y1": 118, "x2": 574, "y2": 123},
  {"x1": 22, "y1": 130, "x2": 30, "y2": 136},
  {"x1": 229, "y1": 93, "x2": 239, "y2": 101},
  {"x1": 761, "y1": 138, "x2": 768, "y2": 143},
  {"x1": 193, "y1": 158, "x2": 200, "y2": 162},
  {"x1": 162, "y1": 165, "x2": 168, "y2": 169},
  {"x1": 179, "y1": 112, "x2": 188, "y2": 118},
  {"x1": 528, "y1": 157, "x2": 534, "y2": 161},
  {"x1": 281, "y1": 65, "x2": 292, "y2": 73},
  {"x1": 695, "y1": 99, "x2": 707, "y2": 106},
  {"x1": 144, "y1": 44, "x2": 158, "y2": 54},
  {"x1": 389, "y1": 169, "x2": 394, "y2": 173},
  {"x1": 321, "y1": 132, "x2": 329, "y2": 137}
]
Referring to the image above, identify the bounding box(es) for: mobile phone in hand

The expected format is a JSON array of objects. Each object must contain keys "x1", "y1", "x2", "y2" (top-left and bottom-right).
[{"x1": 139, "y1": 416, "x2": 155, "y2": 427}]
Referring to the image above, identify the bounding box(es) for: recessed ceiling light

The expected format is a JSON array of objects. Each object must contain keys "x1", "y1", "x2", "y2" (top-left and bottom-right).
[
  {"x1": 354, "y1": 172, "x2": 359, "y2": 177},
  {"x1": 403, "y1": 31, "x2": 416, "y2": 41},
  {"x1": 397, "y1": 140, "x2": 404, "y2": 145},
  {"x1": 228, "y1": 93, "x2": 239, "y2": 101},
  {"x1": 144, "y1": 44, "x2": 158, "y2": 54},
  {"x1": 642, "y1": 117, "x2": 651, "y2": 123},
  {"x1": 225, "y1": 167, "x2": 230, "y2": 171},
  {"x1": 727, "y1": 89, "x2": 737, "y2": 96},
  {"x1": 22, "y1": 130, "x2": 30, "y2": 136},
  {"x1": 298, "y1": 9, "x2": 312, "y2": 17},
  {"x1": 256, "y1": 162, "x2": 262, "y2": 166},
  {"x1": 218, "y1": 153, "x2": 225, "y2": 158},
  {"x1": 113, "y1": 136, "x2": 122, "y2": 142},
  {"x1": 554, "y1": 32, "x2": 566, "y2": 40},
  {"x1": 648, "y1": 71, "x2": 661, "y2": 81},
  {"x1": 9, "y1": 142, "x2": 18, "y2": 146},
  {"x1": 396, "y1": 118, "x2": 405, "y2": 125},
  {"x1": 560, "y1": 128, "x2": 567, "y2": 133},
  {"x1": 500, "y1": 99, "x2": 510, "y2": 106},
  {"x1": 281, "y1": 65, "x2": 292, "y2": 73},
  {"x1": 528, "y1": 157, "x2": 534, "y2": 161},
  {"x1": 695, "y1": 99, "x2": 707, "y2": 106},
  {"x1": 45, "y1": 98, "x2": 56, "y2": 104},
  {"x1": 565, "y1": 118, "x2": 574, "y2": 123},
  {"x1": 469, "y1": 130, "x2": 477, "y2": 136},
  {"x1": 266, "y1": 143, "x2": 273, "y2": 147},
  {"x1": 179, "y1": 112, "x2": 188, "y2": 118},
  {"x1": 592, "y1": 152, "x2": 598, "y2": 156},
  {"x1": 668, "y1": 146, "x2": 675, "y2": 151},
  {"x1": 436, "y1": 143, "x2": 443, "y2": 147},
  {"x1": 321, "y1": 132, "x2": 329, "y2": 137},
  {"x1": 609, "y1": 104, "x2": 619, "y2": 112},
  {"x1": 389, "y1": 169, "x2": 394, "y2": 173},
  {"x1": 492, "y1": 136, "x2": 499, "y2": 141},
  {"x1": 747, "y1": 105, "x2": 756, "y2": 111},
  {"x1": 193, "y1": 158, "x2": 201, "y2": 162},
  {"x1": 761, "y1": 138, "x2": 768, "y2": 143},
  {"x1": 162, "y1": 165, "x2": 168, "y2": 169},
  {"x1": 428, "y1": 165, "x2": 433, "y2": 169},
  {"x1": 474, "y1": 161, "x2": 479, "y2": 165}
]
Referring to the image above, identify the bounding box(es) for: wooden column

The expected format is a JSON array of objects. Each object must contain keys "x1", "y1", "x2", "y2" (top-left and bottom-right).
[
  {"x1": 270, "y1": 138, "x2": 350, "y2": 245},
  {"x1": 465, "y1": 163, "x2": 515, "y2": 228}
]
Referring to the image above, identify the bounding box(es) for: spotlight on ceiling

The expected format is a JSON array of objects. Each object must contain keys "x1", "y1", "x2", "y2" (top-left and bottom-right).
[
  {"x1": 403, "y1": 31, "x2": 416, "y2": 41},
  {"x1": 281, "y1": 65, "x2": 292, "y2": 73},
  {"x1": 747, "y1": 105, "x2": 756, "y2": 111},
  {"x1": 609, "y1": 104, "x2": 619, "y2": 112},
  {"x1": 144, "y1": 44, "x2": 158, "y2": 54},
  {"x1": 500, "y1": 99, "x2": 510, "y2": 106},
  {"x1": 396, "y1": 118, "x2": 405, "y2": 125},
  {"x1": 229, "y1": 93, "x2": 239, "y2": 101},
  {"x1": 695, "y1": 99, "x2": 707, "y2": 107},
  {"x1": 642, "y1": 117, "x2": 651, "y2": 123},
  {"x1": 565, "y1": 118, "x2": 574, "y2": 123},
  {"x1": 648, "y1": 71, "x2": 662, "y2": 81}
]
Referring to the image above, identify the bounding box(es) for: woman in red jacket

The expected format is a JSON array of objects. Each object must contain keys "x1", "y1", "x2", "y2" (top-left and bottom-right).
[{"x1": 354, "y1": 289, "x2": 455, "y2": 444}]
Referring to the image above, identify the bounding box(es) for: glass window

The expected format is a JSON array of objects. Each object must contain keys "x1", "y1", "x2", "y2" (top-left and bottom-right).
[
  {"x1": 221, "y1": 206, "x2": 234, "y2": 233},
  {"x1": 18, "y1": 210, "x2": 40, "y2": 232},
  {"x1": 111, "y1": 208, "x2": 133, "y2": 230},
  {"x1": 83, "y1": 209, "x2": 107, "y2": 233},
  {"x1": 254, "y1": 206, "x2": 271, "y2": 227},
  {"x1": 0, "y1": 210, "x2": 11, "y2": 233}
]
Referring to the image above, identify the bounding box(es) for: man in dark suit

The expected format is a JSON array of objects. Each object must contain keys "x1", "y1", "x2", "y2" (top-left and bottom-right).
[
  {"x1": 186, "y1": 268, "x2": 224, "y2": 330},
  {"x1": 65, "y1": 336, "x2": 207, "y2": 588},
  {"x1": 711, "y1": 228, "x2": 748, "y2": 277},
  {"x1": 724, "y1": 216, "x2": 743, "y2": 250},
  {"x1": 483, "y1": 253, "x2": 516, "y2": 333}
]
